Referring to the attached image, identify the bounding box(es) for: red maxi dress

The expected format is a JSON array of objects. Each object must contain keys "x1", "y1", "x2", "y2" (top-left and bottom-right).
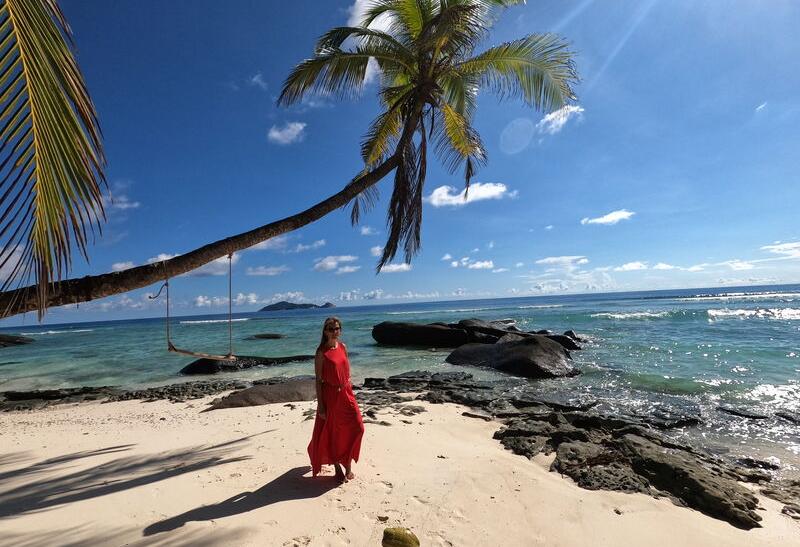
[{"x1": 308, "y1": 343, "x2": 365, "y2": 476}]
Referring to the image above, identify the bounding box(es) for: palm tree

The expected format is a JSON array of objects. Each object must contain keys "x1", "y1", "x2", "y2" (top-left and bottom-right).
[{"x1": 0, "y1": 0, "x2": 578, "y2": 318}]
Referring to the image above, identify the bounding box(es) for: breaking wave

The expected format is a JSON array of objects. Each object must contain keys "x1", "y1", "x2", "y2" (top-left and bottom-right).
[
  {"x1": 179, "y1": 318, "x2": 250, "y2": 325},
  {"x1": 591, "y1": 311, "x2": 671, "y2": 320},
  {"x1": 707, "y1": 308, "x2": 800, "y2": 320},
  {"x1": 20, "y1": 329, "x2": 94, "y2": 335}
]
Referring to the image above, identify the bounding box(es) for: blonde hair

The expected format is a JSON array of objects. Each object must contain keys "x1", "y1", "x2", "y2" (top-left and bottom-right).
[{"x1": 318, "y1": 316, "x2": 342, "y2": 351}]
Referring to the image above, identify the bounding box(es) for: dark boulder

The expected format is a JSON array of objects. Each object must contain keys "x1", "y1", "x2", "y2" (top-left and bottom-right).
[
  {"x1": 0, "y1": 333, "x2": 34, "y2": 347},
  {"x1": 180, "y1": 354, "x2": 313, "y2": 375},
  {"x1": 457, "y1": 318, "x2": 525, "y2": 339},
  {"x1": 776, "y1": 410, "x2": 800, "y2": 425},
  {"x1": 545, "y1": 334, "x2": 582, "y2": 351},
  {"x1": 245, "y1": 333, "x2": 286, "y2": 340},
  {"x1": 445, "y1": 335, "x2": 579, "y2": 379},
  {"x1": 205, "y1": 377, "x2": 316, "y2": 410},
  {"x1": 372, "y1": 321, "x2": 468, "y2": 347}
]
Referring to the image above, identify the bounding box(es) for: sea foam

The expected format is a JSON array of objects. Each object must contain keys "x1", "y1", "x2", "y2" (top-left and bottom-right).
[
  {"x1": 707, "y1": 308, "x2": 800, "y2": 320},
  {"x1": 179, "y1": 318, "x2": 250, "y2": 325}
]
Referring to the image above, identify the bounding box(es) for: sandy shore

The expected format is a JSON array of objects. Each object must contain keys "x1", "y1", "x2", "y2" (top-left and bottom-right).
[{"x1": 0, "y1": 396, "x2": 798, "y2": 546}]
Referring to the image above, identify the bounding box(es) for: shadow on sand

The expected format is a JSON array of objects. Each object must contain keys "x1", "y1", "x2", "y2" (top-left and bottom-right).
[
  {"x1": 143, "y1": 466, "x2": 339, "y2": 536},
  {"x1": 0, "y1": 432, "x2": 274, "y2": 519}
]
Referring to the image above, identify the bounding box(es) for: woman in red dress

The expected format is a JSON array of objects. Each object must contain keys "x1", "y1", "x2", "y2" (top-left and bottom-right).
[{"x1": 308, "y1": 317, "x2": 365, "y2": 482}]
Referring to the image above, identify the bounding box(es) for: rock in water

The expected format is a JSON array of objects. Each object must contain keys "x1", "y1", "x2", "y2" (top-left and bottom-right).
[
  {"x1": 0, "y1": 333, "x2": 34, "y2": 347},
  {"x1": 445, "y1": 335, "x2": 579, "y2": 379},
  {"x1": 372, "y1": 321, "x2": 469, "y2": 347},
  {"x1": 245, "y1": 333, "x2": 286, "y2": 340},
  {"x1": 179, "y1": 354, "x2": 313, "y2": 375},
  {"x1": 382, "y1": 527, "x2": 420, "y2": 547},
  {"x1": 205, "y1": 378, "x2": 316, "y2": 410}
]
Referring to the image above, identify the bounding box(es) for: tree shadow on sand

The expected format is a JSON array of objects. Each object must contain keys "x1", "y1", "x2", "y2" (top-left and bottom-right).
[
  {"x1": 143, "y1": 466, "x2": 339, "y2": 536},
  {"x1": 0, "y1": 432, "x2": 274, "y2": 519}
]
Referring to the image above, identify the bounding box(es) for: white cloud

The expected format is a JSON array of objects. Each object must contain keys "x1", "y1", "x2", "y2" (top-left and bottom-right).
[
  {"x1": 653, "y1": 262, "x2": 676, "y2": 270},
  {"x1": 450, "y1": 261, "x2": 459, "y2": 268},
  {"x1": 267, "y1": 291, "x2": 306, "y2": 303},
  {"x1": 188, "y1": 253, "x2": 241, "y2": 277},
  {"x1": 249, "y1": 72, "x2": 268, "y2": 90},
  {"x1": 112, "y1": 261, "x2": 135, "y2": 272},
  {"x1": 761, "y1": 241, "x2": 800, "y2": 259},
  {"x1": 492, "y1": 268, "x2": 509, "y2": 273},
  {"x1": 536, "y1": 105, "x2": 584, "y2": 135},
  {"x1": 467, "y1": 260, "x2": 494, "y2": 270},
  {"x1": 314, "y1": 255, "x2": 358, "y2": 272},
  {"x1": 687, "y1": 264, "x2": 707, "y2": 272},
  {"x1": 360, "y1": 226, "x2": 377, "y2": 235},
  {"x1": 291, "y1": 239, "x2": 326, "y2": 253},
  {"x1": 470, "y1": 248, "x2": 479, "y2": 253},
  {"x1": 194, "y1": 295, "x2": 229, "y2": 308},
  {"x1": 424, "y1": 182, "x2": 516, "y2": 207},
  {"x1": 581, "y1": 209, "x2": 635, "y2": 226},
  {"x1": 536, "y1": 256, "x2": 589, "y2": 267},
  {"x1": 441, "y1": 253, "x2": 452, "y2": 261},
  {"x1": 336, "y1": 265, "x2": 361, "y2": 274},
  {"x1": 487, "y1": 241, "x2": 495, "y2": 249},
  {"x1": 755, "y1": 102, "x2": 767, "y2": 112},
  {"x1": 363, "y1": 289, "x2": 384, "y2": 299},
  {"x1": 147, "y1": 253, "x2": 179, "y2": 264},
  {"x1": 246, "y1": 265, "x2": 290, "y2": 276},
  {"x1": 614, "y1": 261, "x2": 647, "y2": 272},
  {"x1": 380, "y1": 263, "x2": 412, "y2": 273},
  {"x1": 268, "y1": 122, "x2": 307, "y2": 145},
  {"x1": 370, "y1": 246, "x2": 384, "y2": 257},
  {"x1": 234, "y1": 292, "x2": 261, "y2": 306},
  {"x1": 545, "y1": 225, "x2": 554, "y2": 231},
  {"x1": 250, "y1": 235, "x2": 289, "y2": 251},
  {"x1": 108, "y1": 194, "x2": 140, "y2": 210},
  {"x1": 720, "y1": 259, "x2": 755, "y2": 271},
  {"x1": 515, "y1": 262, "x2": 525, "y2": 268}
]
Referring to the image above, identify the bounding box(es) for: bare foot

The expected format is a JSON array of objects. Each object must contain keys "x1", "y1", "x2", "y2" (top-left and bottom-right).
[
  {"x1": 334, "y1": 463, "x2": 346, "y2": 483},
  {"x1": 345, "y1": 470, "x2": 355, "y2": 480}
]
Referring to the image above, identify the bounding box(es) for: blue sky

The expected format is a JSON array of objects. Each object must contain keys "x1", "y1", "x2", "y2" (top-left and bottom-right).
[{"x1": 6, "y1": 0, "x2": 800, "y2": 324}]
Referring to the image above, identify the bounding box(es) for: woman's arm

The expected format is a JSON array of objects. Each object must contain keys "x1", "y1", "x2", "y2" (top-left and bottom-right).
[{"x1": 314, "y1": 350, "x2": 326, "y2": 419}]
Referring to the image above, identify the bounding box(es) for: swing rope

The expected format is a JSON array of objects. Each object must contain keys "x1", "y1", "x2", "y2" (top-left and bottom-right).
[{"x1": 150, "y1": 254, "x2": 236, "y2": 361}]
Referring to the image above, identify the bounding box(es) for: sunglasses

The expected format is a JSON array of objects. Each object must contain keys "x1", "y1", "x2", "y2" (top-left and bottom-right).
[{"x1": 325, "y1": 326, "x2": 341, "y2": 332}]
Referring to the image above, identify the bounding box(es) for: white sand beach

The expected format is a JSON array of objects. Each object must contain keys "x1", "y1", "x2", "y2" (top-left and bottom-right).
[{"x1": 1, "y1": 397, "x2": 798, "y2": 547}]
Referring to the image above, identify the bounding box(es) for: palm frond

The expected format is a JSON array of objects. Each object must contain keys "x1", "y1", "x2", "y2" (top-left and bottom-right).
[
  {"x1": 455, "y1": 33, "x2": 578, "y2": 111},
  {"x1": 433, "y1": 102, "x2": 486, "y2": 186},
  {"x1": 0, "y1": 0, "x2": 105, "y2": 316},
  {"x1": 278, "y1": 47, "x2": 412, "y2": 106}
]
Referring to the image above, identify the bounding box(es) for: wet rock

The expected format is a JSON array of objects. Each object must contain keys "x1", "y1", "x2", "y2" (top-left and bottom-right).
[
  {"x1": 1, "y1": 386, "x2": 121, "y2": 411},
  {"x1": 717, "y1": 406, "x2": 770, "y2": 420},
  {"x1": 761, "y1": 479, "x2": 800, "y2": 513},
  {"x1": 179, "y1": 354, "x2": 313, "y2": 375},
  {"x1": 510, "y1": 392, "x2": 598, "y2": 412},
  {"x1": 457, "y1": 318, "x2": 526, "y2": 339},
  {"x1": 0, "y1": 333, "x2": 34, "y2": 347},
  {"x1": 245, "y1": 333, "x2": 286, "y2": 340},
  {"x1": 551, "y1": 441, "x2": 652, "y2": 494},
  {"x1": 382, "y1": 527, "x2": 420, "y2": 547},
  {"x1": 499, "y1": 436, "x2": 547, "y2": 459},
  {"x1": 205, "y1": 378, "x2": 316, "y2": 411},
  {"x1": 446, "y1": 336, "x2": 578, "y2": 379},
  {"x1": 112, "y1": 380, "x2": 246, "y2": 403},
  {"x1": 618, "y1": 434, "x2": 761, "y2": 529},
  {"x1": 545, "y1": 334, "x2": 582, "y2": 351},
  {"x1": 564, "y1": 330, "x2": 588, "y2": 343},
  {"x1": 776, "y1": 410, "x2": 800, "y2": 425},
  {"x1": 371, "y1": 321, "x2": 469, "y2": 347},
  {"x1": 736, "y1": 457, "x2": 781, "y2": 472}
]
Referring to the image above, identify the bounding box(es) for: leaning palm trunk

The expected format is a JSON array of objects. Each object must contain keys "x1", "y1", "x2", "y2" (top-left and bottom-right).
[{"x1": 0, "y1": 156, "x2": 398, "y2": 317}]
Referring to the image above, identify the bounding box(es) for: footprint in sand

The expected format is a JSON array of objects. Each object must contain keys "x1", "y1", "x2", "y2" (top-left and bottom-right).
[
  {"x1": 410, "y1": 495, "x2": 430, "y2": 505},
  {"x1": 378, "y1": 480, "x2": 394, "y2": 493},
  {"x1": 282, "y1": 536, "x2": 311, "y2": 547}
]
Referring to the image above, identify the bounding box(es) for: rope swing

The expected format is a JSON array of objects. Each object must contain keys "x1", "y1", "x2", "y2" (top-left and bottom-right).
[{"x1": 150, "y1": 254, "x2": 236, "y2": 361}]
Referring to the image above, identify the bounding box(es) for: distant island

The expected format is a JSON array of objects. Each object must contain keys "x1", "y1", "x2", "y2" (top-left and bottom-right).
[{"x1": 258, "y1": 301, "x2": 335, "y2": 312}]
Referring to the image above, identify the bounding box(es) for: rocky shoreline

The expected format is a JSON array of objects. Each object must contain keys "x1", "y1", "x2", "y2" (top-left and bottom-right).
[{"x1": 2, "y1": 369, "x2": 798, "y2": 528}]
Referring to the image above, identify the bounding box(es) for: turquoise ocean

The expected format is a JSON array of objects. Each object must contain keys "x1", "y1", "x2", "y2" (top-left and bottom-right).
[{"x1": 2, "y1": 284, "x2": 799, "y2": 469}]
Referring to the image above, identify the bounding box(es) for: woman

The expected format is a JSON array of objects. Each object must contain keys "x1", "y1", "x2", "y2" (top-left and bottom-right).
[{"x1": 308, "y1": 317, "x2": 365, "y2": 482}]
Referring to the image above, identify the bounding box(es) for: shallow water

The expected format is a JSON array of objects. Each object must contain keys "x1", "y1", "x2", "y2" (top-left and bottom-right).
[{"x1": 2, "y1": 284, "x2": 799, "y2": 469}]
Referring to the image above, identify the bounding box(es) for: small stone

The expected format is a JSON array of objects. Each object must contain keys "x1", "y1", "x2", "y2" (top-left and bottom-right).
[
  {"x1": 381, "y1": 527, "x2": 420, "y2": 547},
  {"x1": 614, "y1": 508, "x2": 623, "y2": 515},
  {"x1": 378, "y1": 515, "x2": 389, "y2": 522}
]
